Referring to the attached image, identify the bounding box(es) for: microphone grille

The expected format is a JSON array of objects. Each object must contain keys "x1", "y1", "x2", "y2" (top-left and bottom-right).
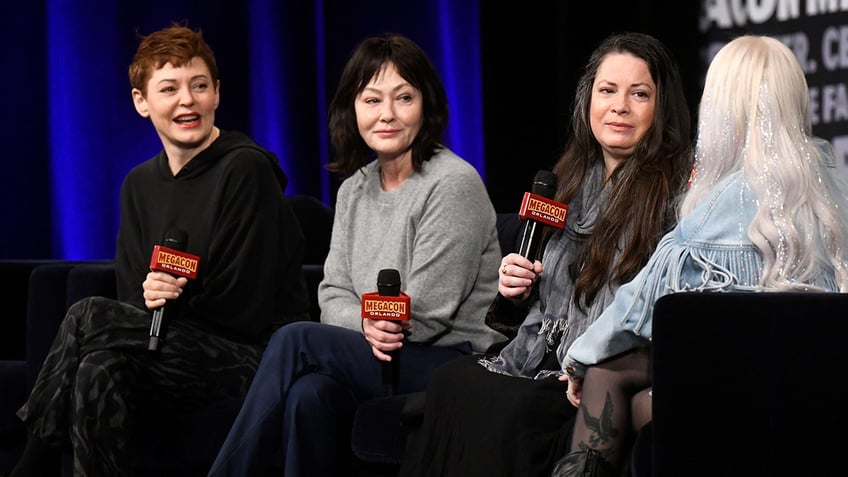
[
  {"x1": 163, "y1": 229, "x2": 188, "y2": 252},
  {"x1": 531, "y1": 170, "x2": 557, "y2": 199},
  {"x1": 377, "y1": 268, "x2": 401, "y2": 296}
]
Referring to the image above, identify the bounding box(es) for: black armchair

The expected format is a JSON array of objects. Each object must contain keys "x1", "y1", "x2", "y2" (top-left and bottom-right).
[{"x1": 640, "y1": 291, "x2": 848, "y2": 477}]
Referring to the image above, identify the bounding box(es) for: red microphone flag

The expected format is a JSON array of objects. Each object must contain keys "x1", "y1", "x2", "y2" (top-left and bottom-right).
[
  {"x1": 361, "y1": 292, "x2": 411, "y2": 321},
  {"x1": 518, "y1": 193, "x2": 568, "y2": 229},
  {"x1": 149, "y1": 245, "x2": 200, "y2": 279}
]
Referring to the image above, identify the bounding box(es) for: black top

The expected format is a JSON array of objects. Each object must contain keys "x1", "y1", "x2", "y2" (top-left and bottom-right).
[{"x1": 115, "y1": 130, "x2": 310, "y2": 343}]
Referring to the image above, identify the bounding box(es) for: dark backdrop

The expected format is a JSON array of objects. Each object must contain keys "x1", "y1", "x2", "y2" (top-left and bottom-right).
[
  {"x1": 0, "y1": 1, "x2": 702, "y2": 259},
  {"x1": 480, "y1": 2, "x2": 702, "y2": 212}
]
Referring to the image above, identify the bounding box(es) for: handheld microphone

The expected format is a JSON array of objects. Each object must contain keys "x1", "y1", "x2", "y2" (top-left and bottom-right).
[
  {"x1": 361, "y1": 268, "x2": 411, "y2": 396},
  {"x1": 147, "y1": 229, "x2": 200, "y2": 352},
  {"x1": 517, "y1": 170, "x2": 568, "y2": 260}
]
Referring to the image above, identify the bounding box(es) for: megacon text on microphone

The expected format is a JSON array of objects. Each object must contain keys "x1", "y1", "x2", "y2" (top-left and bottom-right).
[
  {"x1": 519, "y1": 193, "x2": 568, "y2": 229},
  {"x1": 149, "y1": 245, "x2": 200, "y2": 279},
  {"x1": 361, "y1": 293, "x2": 411, "y2": 320}
]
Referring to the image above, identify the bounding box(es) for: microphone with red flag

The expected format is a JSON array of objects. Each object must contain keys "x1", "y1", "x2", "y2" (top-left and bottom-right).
[
  {"x1": 361, "y1": 268, "x2": 410, "y2": 395},
  {"x1": 517, "y1": 170, "x2": 568, "y2": 260},
  {"x1": 148, "y1": 229, "x2": 200, "y2": 351}
]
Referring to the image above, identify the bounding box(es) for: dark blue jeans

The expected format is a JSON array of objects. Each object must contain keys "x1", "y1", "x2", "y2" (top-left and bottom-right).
[{"x1": 207, "y1": 321, "x2": 469, "y2": 476}]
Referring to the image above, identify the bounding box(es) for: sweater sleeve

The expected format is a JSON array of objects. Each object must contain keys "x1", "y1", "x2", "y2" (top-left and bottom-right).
[
  {"x1": 400, "y1": 168, "x2": 499, "y2": 344},
  {"x1": 317, "y1": 180, "x2": 363, "y2": 330}
]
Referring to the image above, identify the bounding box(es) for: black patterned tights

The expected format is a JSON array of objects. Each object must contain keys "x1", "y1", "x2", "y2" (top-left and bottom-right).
[{"x1": 568, "y1": 347, "x2": 652, "y2": 473}]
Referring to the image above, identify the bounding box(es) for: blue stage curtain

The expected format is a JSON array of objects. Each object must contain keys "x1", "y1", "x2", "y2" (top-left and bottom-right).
[{"x1": 0, "y1": 0, "x2": 483, "y2": 259}]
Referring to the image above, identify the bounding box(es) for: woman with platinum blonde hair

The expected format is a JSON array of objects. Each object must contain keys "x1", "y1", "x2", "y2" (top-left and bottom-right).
[{"x1": 554, "y1": 34, "x2": 848, "y2": 477}]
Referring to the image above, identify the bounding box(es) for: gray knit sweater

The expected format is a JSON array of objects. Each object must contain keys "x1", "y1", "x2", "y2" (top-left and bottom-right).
[{"x1": 318, "y1": 148, "x2": 506, "y2": 353}]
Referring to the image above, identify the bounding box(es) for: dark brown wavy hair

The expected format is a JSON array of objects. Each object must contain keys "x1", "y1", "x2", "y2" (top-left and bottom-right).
[{"x1": 552, "y1": 32, "x2": 694, "y2": 307}]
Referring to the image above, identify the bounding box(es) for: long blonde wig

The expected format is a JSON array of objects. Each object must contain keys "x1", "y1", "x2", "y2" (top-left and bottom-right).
[{"x1": 683, "y1": 35, "x2": 848, "y2": 291}]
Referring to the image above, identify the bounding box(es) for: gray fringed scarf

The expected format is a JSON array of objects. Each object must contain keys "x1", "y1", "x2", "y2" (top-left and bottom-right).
[{"x1": 479, "y1": 162, "x2": 622, "y2": 379}]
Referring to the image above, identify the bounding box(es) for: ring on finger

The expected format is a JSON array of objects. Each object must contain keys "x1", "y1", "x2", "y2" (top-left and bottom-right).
[{"x1": 502, "y1": 264, "x2": 507, "y2": 275}]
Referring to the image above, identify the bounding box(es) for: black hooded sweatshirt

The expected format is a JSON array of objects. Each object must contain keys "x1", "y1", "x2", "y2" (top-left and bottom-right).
[{"x1": 115, "y1": 130, "x2": 310, "y2": 343}]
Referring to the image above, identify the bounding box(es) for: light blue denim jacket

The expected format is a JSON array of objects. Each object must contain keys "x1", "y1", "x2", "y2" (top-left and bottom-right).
[{"x1": 564, "y1": 171, "x2": 840, "y2": 378}]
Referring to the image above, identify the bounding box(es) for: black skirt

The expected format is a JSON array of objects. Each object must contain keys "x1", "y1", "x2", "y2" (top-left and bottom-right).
[{"x1": 400, "y1": 354, "x2": 575, "y2": 477}]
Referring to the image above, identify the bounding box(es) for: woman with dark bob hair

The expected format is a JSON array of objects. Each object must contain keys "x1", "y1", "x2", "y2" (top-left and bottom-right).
[{"x1": 208, "y1": 33, "x2": 506, "y2": 476}]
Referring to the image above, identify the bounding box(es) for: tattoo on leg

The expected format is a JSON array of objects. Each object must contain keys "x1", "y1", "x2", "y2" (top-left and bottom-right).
[{"x1": 578, "y1": 391, "x2": 620, "y2": 449}]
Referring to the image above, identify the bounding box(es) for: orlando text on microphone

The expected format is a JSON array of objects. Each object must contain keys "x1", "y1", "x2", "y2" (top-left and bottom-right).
[
  {"x1": 147, "y1": 229, "x2": 200, "y2": 352},
  {"x1": 517, "y1": 170, "x2": 568, "y2": 260}
]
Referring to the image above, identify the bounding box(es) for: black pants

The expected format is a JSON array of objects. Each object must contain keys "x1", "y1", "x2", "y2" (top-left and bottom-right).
[
  {"x1": 16, "y1": 296, "x2": 265, "y2": 477},
  {"x1": 401, "y1": 355, "x2": 574, "y2": 477}
]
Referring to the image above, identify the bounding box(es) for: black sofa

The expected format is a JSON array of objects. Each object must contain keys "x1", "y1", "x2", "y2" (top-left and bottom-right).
[{"x1": 0, "y1": 197, "x2": 523, "y2": 476}]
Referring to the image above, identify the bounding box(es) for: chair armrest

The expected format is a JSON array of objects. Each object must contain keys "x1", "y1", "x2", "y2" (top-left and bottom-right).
[
  {"x1": 66, "y1": 263, "x2": 117, "y2": 306},
  {"x1": 25, "y1": 264, "x2": 77, "y2": 391}
]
